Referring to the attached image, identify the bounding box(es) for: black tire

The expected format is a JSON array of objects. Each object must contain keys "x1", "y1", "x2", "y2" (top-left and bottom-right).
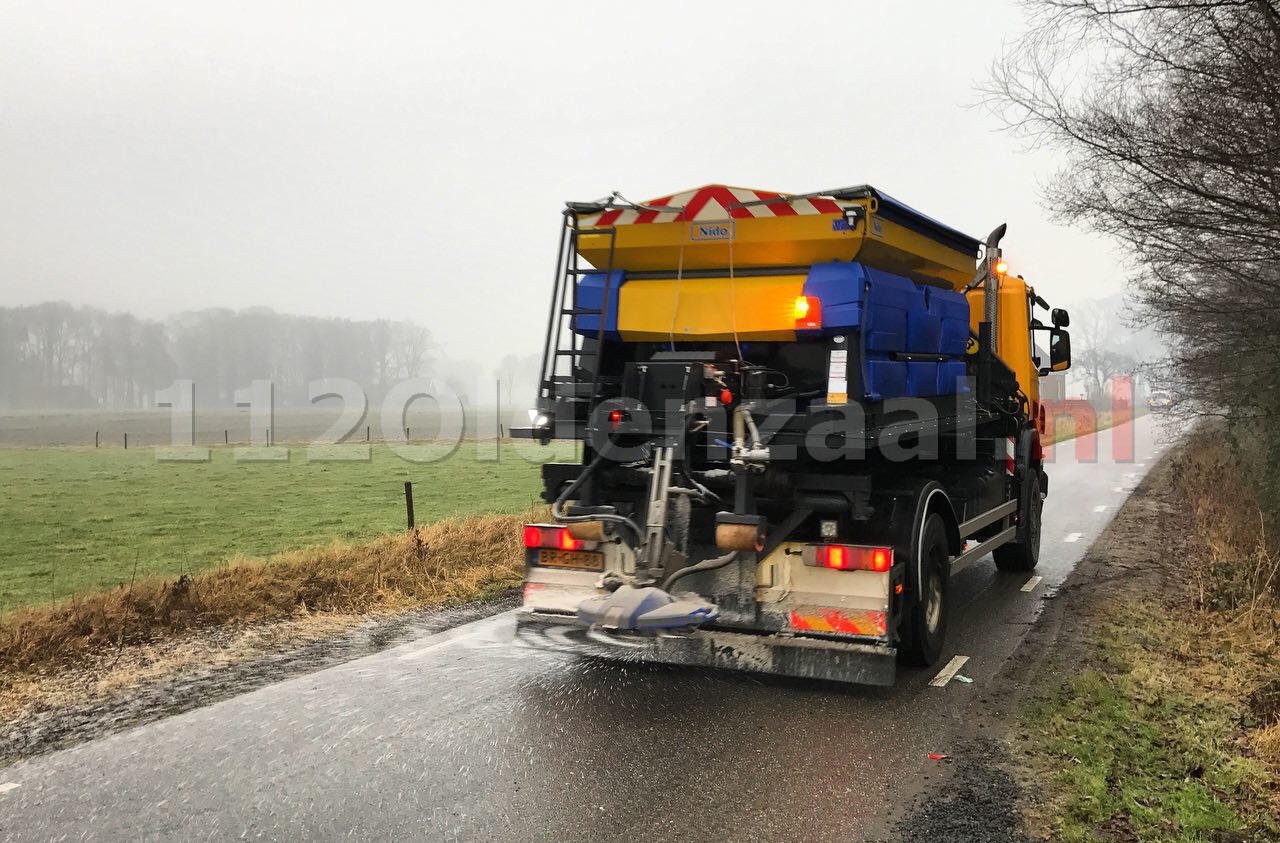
[
  {"x1": 994, "y1": 470, "x2": 1042, "y2": 572},
  {"x1": 899, "y1": 513, "x2": 950, "y2": 666}
]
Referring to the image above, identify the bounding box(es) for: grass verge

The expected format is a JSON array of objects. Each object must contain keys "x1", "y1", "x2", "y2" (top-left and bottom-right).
[
  {"x1": 1020, "y1": 432, "x2": 1280, "y2": 842},
  {"x1": 0, "y1": 509, "x2": 533, "y2": 674},
  {"x1": 1024, "y1": 604, "x2": 1279, "y2": 841}
]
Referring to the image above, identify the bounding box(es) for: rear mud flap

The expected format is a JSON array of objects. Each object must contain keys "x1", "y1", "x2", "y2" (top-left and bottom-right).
[{"x1": 515, "y1": 611, "x2": 897, "y2": 686}]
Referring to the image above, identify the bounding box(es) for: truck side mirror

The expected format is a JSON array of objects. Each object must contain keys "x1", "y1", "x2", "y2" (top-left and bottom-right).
[
  {"x1": 1050, "y1": 328, "x2": 1071, "y2": 372},
  {"x1": 1051, "y1": 308, "x2": 1070, "y2": 328}
]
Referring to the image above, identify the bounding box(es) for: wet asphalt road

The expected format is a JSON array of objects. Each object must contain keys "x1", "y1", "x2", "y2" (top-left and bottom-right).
[{"x1": 0, "y1": 417, "x2": 1174, "y2": 842}]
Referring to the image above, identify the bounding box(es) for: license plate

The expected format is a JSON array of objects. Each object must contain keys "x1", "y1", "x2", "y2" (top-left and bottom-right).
[{"x1": 537, "y1": 549, "x2": 604, "y2": 571}]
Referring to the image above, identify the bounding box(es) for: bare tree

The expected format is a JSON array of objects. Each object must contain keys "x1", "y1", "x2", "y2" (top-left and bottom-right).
[
  {"x1": 370, "y1": 319, "x2": 394, "y2": 385},
  {"x1": 391, "y1": 322, "x2": 432, "y2": 379},
  {"x1": 985, "y1": 0, "x2": 1280, "y2": 419},
  {"x1": 0, "y1": 304, "x2": 436, "y2": 409},
  {"x1": 1069, "y1": 298, "x2": 1145, "y2": 400},
  {"x1": 493, "y1": 352, "x2": 541, "y2": 402}
]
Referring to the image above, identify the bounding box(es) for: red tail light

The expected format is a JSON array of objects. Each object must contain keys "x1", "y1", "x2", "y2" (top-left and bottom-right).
[
  {"x1": 794, "y1": 295, "x2": 822, "y2": 330},
  {"x1": 819, "y1": 545, "x2": 849, "y2": 569},
  {"x1": 522, "y1": 524, "x2": 586, "y2": 551},
  {"x1": 808, "y1": 544, "x2": 893, "y2": 572}
]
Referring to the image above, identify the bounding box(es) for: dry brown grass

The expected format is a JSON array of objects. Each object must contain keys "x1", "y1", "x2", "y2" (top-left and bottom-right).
[
  {"x1": 0, "y1": 612, "x2": 363, "y2": 722},
  {"x1": 0, "y1": 509, "x2": 538, "y2": 673},
  {"x1": 1257, "y1": 722, "x2": 1280, "y2": 770},
  {"x1": 1173, "y1": 430, "x2": 1280, "y2": 613},
  {"x1": 1170, "y1": 430, "x2": 1280, "y2": 787}
]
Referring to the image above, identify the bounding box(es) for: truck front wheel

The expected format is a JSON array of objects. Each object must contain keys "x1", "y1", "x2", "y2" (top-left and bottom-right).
[
  {"x1": 899, "y1": 513, "x2": 950, "y2": 666},
  {"x1": 994, "y1": 470, "x2": 1043, "y2": 572}
]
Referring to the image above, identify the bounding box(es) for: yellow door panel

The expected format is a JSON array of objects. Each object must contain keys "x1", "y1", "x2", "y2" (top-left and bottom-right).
[{"x1": 966, "y1": 277, "x2": 1039, "y2": 406}]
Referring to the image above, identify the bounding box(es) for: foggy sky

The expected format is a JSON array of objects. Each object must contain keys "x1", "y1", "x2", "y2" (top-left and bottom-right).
[{"x1": 0, "y1": 0, "x2": 1122, "y2": 371}]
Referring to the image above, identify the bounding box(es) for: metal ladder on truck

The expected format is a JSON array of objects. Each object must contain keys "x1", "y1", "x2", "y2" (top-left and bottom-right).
[{"x1": 534, "y1": 205, "x2": 619, "y2": 439}]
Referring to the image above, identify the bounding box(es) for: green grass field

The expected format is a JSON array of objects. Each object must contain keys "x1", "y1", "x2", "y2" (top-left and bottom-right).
[{"x1": 0, "y1": 442, "x2": 573, "y2": 612}]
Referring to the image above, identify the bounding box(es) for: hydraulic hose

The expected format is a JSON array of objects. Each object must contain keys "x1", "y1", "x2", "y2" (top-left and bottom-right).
[
  {"x1": 743, "y1": 409, "x2": 763, "y2": 448},
  {"x1": 551, "y1": 453, "x2": 644, "y2": 545},
  {"x1": 661, "y1": 550, "x2": 738, "y2": 592}
]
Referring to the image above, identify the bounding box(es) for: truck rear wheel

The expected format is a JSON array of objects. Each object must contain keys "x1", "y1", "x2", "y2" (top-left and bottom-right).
[
  {"x1": 899, "y1": 513, "x2": 950, "y2": 666},
  {"x1": 994, "y1": 470, "x2": 1042, "y2": 572}
]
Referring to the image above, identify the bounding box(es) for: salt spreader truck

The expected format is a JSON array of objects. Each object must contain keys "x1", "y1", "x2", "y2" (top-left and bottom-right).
[{"x1": 512, "y1": 184, "x2": 1072, "y2": 685}]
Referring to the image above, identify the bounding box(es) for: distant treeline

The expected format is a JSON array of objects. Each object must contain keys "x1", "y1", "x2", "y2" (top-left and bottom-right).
[{"x1": 0, "y1": 303, "x2": 436, "y2": 409}]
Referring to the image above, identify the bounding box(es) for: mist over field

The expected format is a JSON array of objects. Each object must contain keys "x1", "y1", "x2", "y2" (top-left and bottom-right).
[{"x1": 0, "y1": 302, "x2": 541, "y2": 417}]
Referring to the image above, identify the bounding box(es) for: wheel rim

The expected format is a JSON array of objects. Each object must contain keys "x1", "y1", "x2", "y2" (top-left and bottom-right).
[{"x1": 925, "y1": 566, "x2": 943, "y2": 634}]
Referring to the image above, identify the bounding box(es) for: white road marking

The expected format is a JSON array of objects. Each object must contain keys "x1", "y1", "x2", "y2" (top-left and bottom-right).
[
  {"x1": 929, "y1": 655, "x2": 970, "y2": 688},
  {"x1": 1021, "y1": 576, "x2": 1043, "y2": 592},
  {"x1": 1113, "y1": 486, "x2": 1125, "y2": 492},
  {"x1": 1093, "y1": 505, "x2": 1108, "y2": 512},
  {"x1": 1064, "y1": 532, "x2": 1082, "y2": 543},
  {"x1": 1135, "y1": 463, "x2": 1146, "y2": 468},
  {"x1": 0, "y1": 783, "x2": 20, "y2": 794}
]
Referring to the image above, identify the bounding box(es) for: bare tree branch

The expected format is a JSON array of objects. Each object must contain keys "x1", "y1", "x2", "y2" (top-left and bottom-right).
[{"x1": 986, "y1": 0, "x2": 1280, "y2": 420}]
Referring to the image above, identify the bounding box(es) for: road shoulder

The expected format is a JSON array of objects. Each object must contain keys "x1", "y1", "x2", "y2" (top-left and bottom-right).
[
  {"x1": 890, "y1": 442, "x2": 1279, "y2": 841},
  {"x1": 0, "y1": 593, "x2": 517, "y2": 768}
]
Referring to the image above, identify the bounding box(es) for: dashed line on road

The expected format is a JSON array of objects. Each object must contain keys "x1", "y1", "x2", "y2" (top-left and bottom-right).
[
  {"x1": 929, "y1": 655, "x2": 970, "y2": 688},
  {"x1": 0, "y1": 783, "x2": 20, "y2": 794},
  {"x1": 1064, "y1": 532, "x2": 1083, "y2": 543},
  {"x1": 1021, "y1": 576, "x2": 1043, "y2": 592},
  {"x1": 1093, "y1": 505, "x2": 1108, "y2": 512},
  {"x1": 1113, "y1": 486, "x2": 1126, "y2": 492}
]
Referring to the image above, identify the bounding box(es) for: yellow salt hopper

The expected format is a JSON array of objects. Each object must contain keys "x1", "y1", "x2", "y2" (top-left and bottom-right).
[{"x1": 571, "y1": 183, "x2": 1041, "y2": 405}]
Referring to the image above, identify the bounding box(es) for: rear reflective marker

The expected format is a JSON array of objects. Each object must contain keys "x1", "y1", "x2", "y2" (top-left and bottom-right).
[{"x1": 789, "y1": 607, "x2": 886, "y2": 637}]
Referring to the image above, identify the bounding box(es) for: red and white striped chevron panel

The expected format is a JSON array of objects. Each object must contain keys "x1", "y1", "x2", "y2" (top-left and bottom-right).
[{"x1": 580, "y1": 185, "x2": 845, "y2": 227}]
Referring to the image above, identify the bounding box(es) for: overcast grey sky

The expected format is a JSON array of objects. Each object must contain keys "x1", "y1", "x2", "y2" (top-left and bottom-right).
[{"x1": 0, "y1": 0, "x2": 1121, "y2": 370}]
